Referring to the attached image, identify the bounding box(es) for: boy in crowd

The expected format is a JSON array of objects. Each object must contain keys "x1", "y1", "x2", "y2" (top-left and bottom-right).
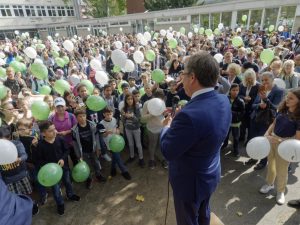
[
  {"x1": 72, "y1": 108, "x2": 106, "y2": 189},
  {"x1": 36, "y1": 121, "x2": 80, "y2": 215},
  {"x1": 165, "y1": 80, "x2": 178, "y2": 108}
]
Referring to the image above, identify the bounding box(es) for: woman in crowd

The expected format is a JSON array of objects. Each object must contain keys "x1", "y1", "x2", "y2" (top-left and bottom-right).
[{"x1": 279, "y1": 60, "x2": 298, "y2": 89}]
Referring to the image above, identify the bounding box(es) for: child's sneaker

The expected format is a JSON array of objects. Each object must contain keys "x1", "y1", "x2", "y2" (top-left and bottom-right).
[
  {"x1": 57, "y1": 204, "x2": 65, "y2": 216},
  {"x1": 125, "y1": 157, "x2": 135, "y2": 165},
  {"x1": 121, "y1": 171, "x2": 132, "y2": 180},
  {"x1": 102, "y1": 153, "x2": 112, "y2": 162},
  {"x1": 96, "y1": 174, "x2": 107, "y2": 182},
  {"x1": 39, "y1": 193, "x2": 48, "y2": 205},
  {"x1": 139, "y1": 159, "x2": 145, "y2": 168},
  {"x1": 67, "y1": 194, "x2": 81, "y2": 201},
  {"x1": 111, "y1": 168, "x2": 117, "y2": 177},
  {"x1": 162, "y1": 160, "x2": 168, "y2": 169},
  {"x1": 32, "y1": 203, "x2": 39, "y2": 216}
]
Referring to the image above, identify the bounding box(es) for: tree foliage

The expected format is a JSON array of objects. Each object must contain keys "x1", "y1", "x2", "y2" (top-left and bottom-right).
[
  {"x1": 84, "y1": 0, "x2": 126, "y2": 18},
  {"x1": 144, "y1": 0, "x2": 197, "y2": 11}
]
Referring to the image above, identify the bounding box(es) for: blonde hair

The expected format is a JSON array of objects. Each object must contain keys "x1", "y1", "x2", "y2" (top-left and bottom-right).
[
  {"x1": 227, "y1": 63, "x2": 241, "y2": 76},
  {"x1": 281, "y1": 60, "x2": 295, "y2": 76},
  {"x1": 242, "y1": 68, "x2": 256, "y2": 87}
]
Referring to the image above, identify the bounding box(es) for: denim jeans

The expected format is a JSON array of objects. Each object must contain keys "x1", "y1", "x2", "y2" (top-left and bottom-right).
[
  {"x1": 223, "y1": 127, "x2": 240, "y2": 154},
  {"x1": 83, "y1": 152, "x2": 102, "y2": 178},
  {"x1": 111, "y1": 152, "x2": 127, "y2": 173},
  {"x1": 52, "y1": 168, "x2": 74, "y2": 206},
  {"x1": 30, "y1": 166, "x2": 47, "y2": 199},
  {"x1": 99, "y1": 135, "x2": 108, "y2": 155}
]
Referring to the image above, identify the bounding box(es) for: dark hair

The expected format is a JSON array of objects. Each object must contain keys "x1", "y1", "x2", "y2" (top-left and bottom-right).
[
  {"x1": 39, "y1": 121, "x2": 54, "y2": 133},
  {"x1": 74, "y1": 108, "x2": 86, "y2": 116},
  {"x1": 153, "y1": 88, "x2": 165, "y2": 99},
  {"x1": 77, "y1": 83, "x2": 87, "y2": 92},
  {"x1": 132, "y1": 90, "x2": 139, "y2": 95},
  {"x1": 123, "y1": 93, "x2": 136, "y2": 113},
  {"x1": 185, "y1": 51, "x2": 219, "y2": 87},
  {"x1": 102, "y1": 107, "x2": 114, "y2": 114},
  {"x1": 0, "y1": 125, "x2": 11, "y2": 139},
  {"x1": 278, "y1": 88, "x2": 300, "y2": 120},
  {"x1": 103, "y1": 84, "x2": 112, "y2": 91},
  {"x1": 230, "y1": 83, "x2": 239, "y2": 91}
]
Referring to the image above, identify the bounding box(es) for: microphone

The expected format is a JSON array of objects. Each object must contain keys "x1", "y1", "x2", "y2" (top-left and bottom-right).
[{"x1": 171, "y1": 95, "x2": 180, "y2": 117}]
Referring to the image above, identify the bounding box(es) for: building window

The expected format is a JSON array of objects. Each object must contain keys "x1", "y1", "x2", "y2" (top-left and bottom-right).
[
  {"x1": 25, "y1": 6, "x2": 36, "y2": 17},
  {"x1": 0, "y1": 5, "x2": 12, "y2": 17},
  {"x1": 36, "y1": 6, "x2": 46, "y2": 17},
  {"x1": 191, "y1": 15, "x2": 200, "y2": 27},
  {"x1": 279, "y1": 6, "x2": 296, "y2": 29},
  {"x1": 249, "y1": 10, "x2": 262, "y2": 30},
  {"x1": 264, "y1": 8, "x2": 279, "y2": 29},
  {"x1": 57, "y1": 6, "x2": 66, "y2": 16},
  {"x1": 13, "y1": 5, "x2": 24, "y2": 17},
  {"x1": 200, "y1": 14, "x2": 209, "y2": 28},
  {"x1": 210, "y1": 12, "x2": 220, "y2": 29},
  {"x1": 237, "y1": 10, "x2": 249, "y2": 27},
  {"x1": 47, "y1": 6, "x2": 56, "y2": 16},
  {"x1": 221, "y1": 11, "x2": 232, "y2": 28},
  {"x1": 66, "y1": 6, "x2": 74, "y2": 16}
]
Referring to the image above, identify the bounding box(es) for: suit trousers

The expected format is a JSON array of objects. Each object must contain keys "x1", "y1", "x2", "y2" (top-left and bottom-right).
[
  {"x1": 266, "y1": 135, "x2": 291, "y2": 193},
  {"x1": 173, "y1": 195, "x2": 211, "y2": 225}
]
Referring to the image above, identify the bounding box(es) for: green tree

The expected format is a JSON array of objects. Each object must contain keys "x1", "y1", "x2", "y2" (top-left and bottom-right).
[
  {"x1": 84, "y1": 0, "x2": 126, "y2": 18},
  {"x1": 144, "y1": 0, "x2": 197, "y2": 11}
]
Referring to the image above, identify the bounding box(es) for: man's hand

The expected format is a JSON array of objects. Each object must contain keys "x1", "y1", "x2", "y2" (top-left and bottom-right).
[
  {"x1": 162, "y1": 114, "x2": 172, "y2": 127},
  {"x1": 58, "y1": 159, "x2": 64, "y2": 167}
]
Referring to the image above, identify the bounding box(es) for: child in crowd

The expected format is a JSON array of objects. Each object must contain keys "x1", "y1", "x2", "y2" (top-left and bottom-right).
[
  {"x1": 72, "y1": 108, "x2": 106, "y2": 189},
  {"x1": 222, "y1": 83, "x2": 245, "y2": 157},
  {"x1": 0, "y1": 126, "x2": 39, "y2": 216},
  {"x1": 36, "y1": 121, "x2": 80, "y2": 215},
  {"x1": 121, "y1": 93, "x2": 145, "y2": 167},
  {"x1": 165, "y1": 80, "x2": 178, "y2": 108},
  {"x1": 100, "y1": 107, "x2": 131, "y2": 180},
  {"x1": 140, "y1": 83, "x2": 153, "y2": 106}
]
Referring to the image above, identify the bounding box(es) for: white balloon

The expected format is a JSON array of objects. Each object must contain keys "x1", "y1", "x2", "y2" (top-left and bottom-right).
[
  {"x1": 160, "y1": 29, "x2": 167, "y2": 37},
  {"x1": 119, "y1": 27, "x2": 123, "y2": 32},
  {"x1": 144, "y1": 32, "x2": 151, "y2": 41},
  {"x1": 24, "y1": 47, "x2": 37, "y2": 59},
  {"x1": 87, "y1": 27, "x2": 91, "y2": 32},
  {"x1": 55, "y1": 33, "x2": 59, "y2": 37},
  {"x1": 236, "y1": 28, "x2": 242, "y2": 33},
  {"x1": 147, "y1": 98, "x2": 166, "y2": 116},
  {"x1": 140, "y1": 37, "x2": 148, "y2": 46},
  {"x1": 14, "y1": 30, "x2": 19, "y2": 35},
  {"x1": 95, "y1": 71, "x2": 109, "y2": 85},
  {"x1": 0, "y1": 58, "x2": 5, "y2": 66},
  {"x1": 34, "y1": 58, "x2": 43, "y2": 64},
  {"x1": 278, "y1": 25, "x2": 284, "y2": 32},
  {"x1": 124, "y1": 59, "x2": 135, "y2": 72},
  {"x1": 246, "y1": 137, "x2": 271, "y2": 160},
  {"x1": 169, "y1": 27, "x2": 173, "y2": 31},
  {"x1": 273, "y1": 78, "x2": 286, "y2": 89},
  {"x1": 151, "y1": 41, "x2": 157, "y2": 47},
  {"x1": 278, "y1": 139, "x2": 300, "y2": 162},
  {"x1": 47, "y1": 36, "x2": 52, "y2": 41},
  {"x1": 167, "y1": 32, "x2": 173, "y2": 40},
  {"x1": 0, "y1": 139, "x2": 18, "y2": 165},
  {"x1": 194, "y1": 28, "x2": 199, "y2": 33},
  {"x1": 86, "y1": 35, "x2": 91, "y2": 40},
  {"x1": 74, "y1": 35, "x2": 78, "y2": 39},
  {"x1": 218, "y1": 23, "x2": 224, "y2": 30},
  {"x1": 32, "y1": 39, "x2": 37, "y2": 44},
  {"x1": 0, "y1": 52, "x2": 5, "y2": 59},
  {"x1": 25, "y1": 32, "x2": 29, "y2": 37},
  {"x1": 90, "y1": 58, "x2": 102, "y2": 71},
  {"x1": 208, "y1": 34, "x2": 214, "y2": 41},
  {"x1": 114, "y1": 41, "x2": 122, "y2": 50},
  {"x1": 136, "y1": 33, "x2": 144, "y2": 41},
  {"x1": 63, "y1": 40, "x2": 74, "y2": 52},
  {"x1": 4, "y1": 46, "x2": 9, "y2": 52},
  {"x1": 69, "y1": 74, "x2": 80, "y2": 86},
  {"x1": 71, "y1": 38, "x2": 76, "y2": 43},
  {"x1": 214, "y1": 53, "x2": 223, "y2": 63},
  {"x1": 133, "y1": 51, "x2": 144, "y2": 64},
  {"x1": 188, "y1": 32, "x2": 193, "y2": 39},
  {"x1": 52, "y1": 44, "x2": 60, "y2": 52},
  {"x1": 111, "y1": 49, "x2": 127, "y2": 68}
]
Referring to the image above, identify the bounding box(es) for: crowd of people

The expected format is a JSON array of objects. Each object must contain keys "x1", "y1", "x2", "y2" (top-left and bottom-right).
[{"x1": 1, "y1": 24, "x2": 300, "y2": 221}]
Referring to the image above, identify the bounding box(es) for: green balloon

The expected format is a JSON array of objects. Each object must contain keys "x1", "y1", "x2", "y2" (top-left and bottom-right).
[
  {"x1": 139, "y1": 87, "x2": 145, "y2": 96},
  {"x1": 86, "y1": 95, "x2": 107, "y2": 112},
  {"x1": 38, "y1": 163, "x2": 63, "y2": 187},
  {"x1": 63, "y1": 55, "x2": 70, "y2": 65},
  {"x1": 20, "y1": 63, "x2": 27, "y2": 72},
  {"x1": 214, "y1": 28, "x2": 221, "y2": 36},
  {"x1": 0, "y1": 85, "x2": 8, "y2": 100},
  {"x1": 260, "y1": 49, "x2": 274, "y2": 65},
  {"x1": 72, "y1": 160, "x2": 90, "y2": 182},
  {"x1": 232, "y1": 36, "x2": 243, "y2": 47},
  {"x1": 179, "y1": 27, "x2": 186, "y2": 35},
  {"x1": 199, "y1": 27, "x2": 205, "y2": 35},
  {"x1": 168, "y1": 38, "x2": 178, "y2": 49},
  {"x1": 144, "y1": 26, "x2": 148, "y2": 31},
  {"x1": 152, "y1": 69, "x2": 165, "y2": 83},
  {"x1": 16, "y1": 56, "x2": 23, "y2": 62},
  {"x1": 113, "y1": 65, "x2": 121, "y2": 73},
  {"x1": 39, "y1": 85, "x2": 51, "y2": 95},
  {"x1": 117, "y1": 80, "x2": 129, "y2": 94},
  {"x1": 80, "y1": 80, "x2": 94, "y2": 95},
  {"x1": 145, "y1": 50, "x2": 155, "y2": 62},
  {"x1": 109, "y1": 134, "x2": 125, "y2": 152},
  {"x1": 178, "y1": 100, "x2": 188, "y2": 107},
  {"x1": 36, "y1": 44, "x2": 46, "y2": 50},
  {"x1": 205, "y1": 29, "x2": 213, "y2": 36},
  {"x1": 51, "y1": 50, "x2": 60, "y2": 58},
  {"x1": 10, "y1": 61, "x2": 22, "y2": 73},
  {"x1": 242, "y1": 15, "x2": 247, "y2": 22},
  {"x1": 31, "y1": 63, "x2": 48, "y2": 80},
  {"x1": 55, "y1": 57, "x2": 65, "y2": 68},
  {"x1": 54, "y1": 79, "x2": 70, "y2": 96},
  {"x1": 0, "y1": 67, "x2": 6, "y2": 78},
  {"x1": 269, "y1": 25, "x2": 275, "y2": 32},
  {"x1": 153, "y1": 32, "x2": 159, "y2": 39},
  {"x1": 31, "y1": 101, "x2": 50, "y2": 120}
]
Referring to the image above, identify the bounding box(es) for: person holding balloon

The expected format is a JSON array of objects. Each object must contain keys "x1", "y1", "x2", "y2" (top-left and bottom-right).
[
  {"x1": 36, "y1": 121, "x2": 80, "y2": 215},
  {"x1": 260, "y1": 88, "x2": 300, "y2": 205},
  {"x1": 72, "y1": 108, "x2": 107, "y2": 189}
]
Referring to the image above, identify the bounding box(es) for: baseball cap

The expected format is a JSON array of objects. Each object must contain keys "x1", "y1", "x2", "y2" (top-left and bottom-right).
[{"x1": 54, "y1": 97, "x2": 66, "y2": 107}]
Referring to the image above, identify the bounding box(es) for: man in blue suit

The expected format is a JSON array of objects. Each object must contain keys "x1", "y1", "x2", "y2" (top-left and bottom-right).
[{"x1": 161, "y1": 51, "x2": 231, "y2": 225}]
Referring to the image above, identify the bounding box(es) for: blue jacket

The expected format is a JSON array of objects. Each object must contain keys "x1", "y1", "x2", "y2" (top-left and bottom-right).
[
  {"x1": 0, "y1": 177, "x2": 32, "y2": 225},
  {"x1": 160, "y1": 91, "x2": 231, "y2": 202}
]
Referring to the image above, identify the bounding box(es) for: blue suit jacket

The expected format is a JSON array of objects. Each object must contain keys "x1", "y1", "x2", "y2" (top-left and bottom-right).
[
  {"x1": 0, "y1": 177, "x2": 32, "y2": 225},
  {"x1": 161, "y1": 91, "x2": 231, "y2": 202}
]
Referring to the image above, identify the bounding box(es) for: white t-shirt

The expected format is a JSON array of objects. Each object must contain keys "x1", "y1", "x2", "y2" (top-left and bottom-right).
[{"x1": 100, "y1": 118, "x2": 117, "y2": 149}]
